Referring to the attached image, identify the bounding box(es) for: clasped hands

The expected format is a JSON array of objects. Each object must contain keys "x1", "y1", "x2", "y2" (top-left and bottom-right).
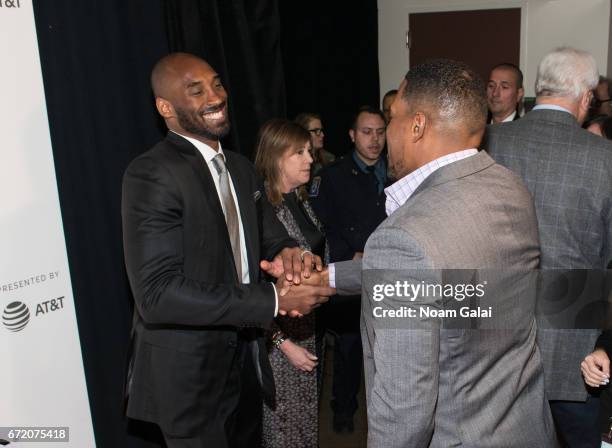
[{"x1": 260, "y1": 247, "x2": 335, "y2": 317}]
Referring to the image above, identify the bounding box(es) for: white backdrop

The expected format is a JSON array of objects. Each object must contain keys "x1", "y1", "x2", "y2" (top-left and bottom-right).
[{"x1": 0, "y1": 1, "x2": 96, "y2": 446}]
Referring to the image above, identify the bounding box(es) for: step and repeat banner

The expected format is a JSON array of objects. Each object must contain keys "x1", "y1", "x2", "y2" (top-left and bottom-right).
[{"x1": 0, "y1": 1, "x2": 96, "y2": 446}]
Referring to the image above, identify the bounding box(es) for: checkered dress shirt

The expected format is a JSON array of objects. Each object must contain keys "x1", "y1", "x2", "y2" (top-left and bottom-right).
[{"x1": 385, "y1": 149, "x2": 478, "y2": 216}]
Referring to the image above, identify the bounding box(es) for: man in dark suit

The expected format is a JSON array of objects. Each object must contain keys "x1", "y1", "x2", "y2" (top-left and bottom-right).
[
  {"x1": 122, "y1": 53, "x2": 334, "y2": 448},
  {"x1": 485, "y1": 47, "x2": 612, "y2": 447},
  {"x1": 486, "y1": 62, "x2": 524, "y2": 124},
  {"x1": 310, "y1": 106, "x2": 387, "y2": 432}
]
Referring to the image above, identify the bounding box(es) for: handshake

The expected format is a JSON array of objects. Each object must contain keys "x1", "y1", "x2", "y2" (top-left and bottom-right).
[{"x1": 260, "y1": 247, "x2": 336, "y2": 317}]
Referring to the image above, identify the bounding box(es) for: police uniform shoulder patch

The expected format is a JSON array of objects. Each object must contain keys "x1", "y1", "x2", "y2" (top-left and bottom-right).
[{"x1": 309, "y1": 176, "x2": 321, "y2": 197}]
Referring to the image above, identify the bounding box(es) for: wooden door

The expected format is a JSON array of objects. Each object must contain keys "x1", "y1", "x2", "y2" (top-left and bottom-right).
[{"x1": 409, "y1": 8, "x2": 521, "y2": 83}]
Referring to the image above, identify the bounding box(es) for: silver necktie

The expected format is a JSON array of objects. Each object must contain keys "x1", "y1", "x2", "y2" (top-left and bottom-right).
[{"x1": 211, "y1": 154, "x2": 242, "y2": 280}]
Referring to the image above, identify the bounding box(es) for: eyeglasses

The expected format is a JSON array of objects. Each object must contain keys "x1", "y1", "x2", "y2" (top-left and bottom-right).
[{"x1": 308, "y1": 128, "x2": 324, "y2": 136}]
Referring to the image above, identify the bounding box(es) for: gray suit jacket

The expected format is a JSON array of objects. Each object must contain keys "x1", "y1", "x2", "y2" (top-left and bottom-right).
[
  {"x1": 485, "y1": 109, "x2": 612, "y2": 401},
  {"x1": 345, "y1": 151, "x2": 556, "y2": 447}
]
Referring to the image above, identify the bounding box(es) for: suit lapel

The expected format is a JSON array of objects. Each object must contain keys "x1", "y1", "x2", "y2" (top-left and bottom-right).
[{"x1": 166, "y1": 133, "x2": 238, "y2": 279}]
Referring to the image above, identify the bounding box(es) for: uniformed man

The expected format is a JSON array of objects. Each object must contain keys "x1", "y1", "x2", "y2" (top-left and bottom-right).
[{"x1": 310, "y1": 105, "x2": 387, "y2": 433}]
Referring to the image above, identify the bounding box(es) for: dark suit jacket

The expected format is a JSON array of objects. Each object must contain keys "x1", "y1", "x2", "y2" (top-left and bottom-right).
[
  {"x1": 485, "y1": 108, "x2": 612, "y2": 400},
  {"x1": 311, "y1": 154, "x2": 387, "y2": 263},
  {"x1": 310, "y1": 155, "x2": 387, "y2": 332},
  {"x1": 122, "y1": 132, "x2": 294, "y2": 438}
]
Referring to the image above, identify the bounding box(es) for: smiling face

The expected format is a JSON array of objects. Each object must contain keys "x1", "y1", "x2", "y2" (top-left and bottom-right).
[
  {"x1": 278, "y1": 142, "x2": 313, "y2": 192},
  {"x1": 155, "y1": 55, "x2": 230, "y2": 148},
  {"x1": 386, "y1": 81, "x2": 415, "y2": 179}
]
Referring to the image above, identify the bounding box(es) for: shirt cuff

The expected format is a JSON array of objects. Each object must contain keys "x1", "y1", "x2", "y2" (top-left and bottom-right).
[
  {"x1": 272, "y1": 282, "x2": 278, "y2": 317},
  {"x1": 328, "y1": 263, "x2": 336, "y2": 288}
]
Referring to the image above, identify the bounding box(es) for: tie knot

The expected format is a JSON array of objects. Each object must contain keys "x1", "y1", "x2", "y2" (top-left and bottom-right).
[{"x1": 212, "y1": 153, "x2": 227, "y2": 175}]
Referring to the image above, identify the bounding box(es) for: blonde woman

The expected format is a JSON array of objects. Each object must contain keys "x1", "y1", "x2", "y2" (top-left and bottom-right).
[{"x1": 254, "y1": 119, "x2": 329, "y2": 448}]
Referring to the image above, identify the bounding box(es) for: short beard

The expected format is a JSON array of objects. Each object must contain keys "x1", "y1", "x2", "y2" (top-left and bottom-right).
[{"x1": 175, "y1": 106, "x2": 231, "y2": 141}]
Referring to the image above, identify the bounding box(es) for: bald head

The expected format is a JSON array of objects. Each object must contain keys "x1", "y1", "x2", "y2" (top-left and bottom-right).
[
  {"x1": 150, "y1": 52, "x2": 230, "y2": 148},
  {"x1": 151, "y1": 52, "x2": 212, "y2": 99}
]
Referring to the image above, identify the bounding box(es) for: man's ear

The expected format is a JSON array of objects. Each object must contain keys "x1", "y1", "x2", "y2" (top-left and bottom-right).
[
  {"x1": 517, "y1": 87, "x2": 525, "y2": 103},
  {"x1": 580, "y1": 90, "x2": 592, "y2": 110},
  {"x1": 411, "y1": 112, "x2": 426, "y2": 142},
  {"x1": 577, "y1": 90, "x2": 593, "y2": 124},
  {"x1": 349, "y1": 128, "x2": 355, "y2": 143},
  {"x1": 156, "y1": 97, "x2": 174, "y2": 119}
]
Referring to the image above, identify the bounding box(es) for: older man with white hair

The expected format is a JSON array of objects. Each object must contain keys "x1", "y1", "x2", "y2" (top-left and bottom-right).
[{"x1": 485, "y1": 47, "x2": 612, "y2": 447}]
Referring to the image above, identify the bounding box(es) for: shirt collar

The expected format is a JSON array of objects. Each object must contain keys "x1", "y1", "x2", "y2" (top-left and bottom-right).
[
  {"x1": 352, "y1": 150, "x2": 382, "y2": 173},
  {"x1": 490, "y1": 110, "x2": 517, "y2": 124},
  {"x1": 384, "y1": 148, "x2": 478, "y2": 216},
  {"x1": 171, "y1": 130, "x2": 224, "y2": 163},
  {"x1": 532, "y1": 104, "x2": 572, "y2": 114},
  {"x1": 503, "y1": 110, "x2": 517, "y2": 122}
]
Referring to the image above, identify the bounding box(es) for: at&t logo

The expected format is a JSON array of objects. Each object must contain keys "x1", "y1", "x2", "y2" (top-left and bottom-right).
[
  {"x1": 2, "y1": 297, "x2": 65, "y2": 333},
  {"x1": 2, "y1": 301, "x2": 30, "y2": 332}
]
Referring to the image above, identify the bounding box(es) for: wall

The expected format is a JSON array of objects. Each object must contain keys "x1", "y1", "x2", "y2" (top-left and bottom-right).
[
  {"x1": 378, "y1": 0, "x2": 611, "y2": 97},
  {"x1": 608, "y1": 2, "x2": 612, "y2": 78}
]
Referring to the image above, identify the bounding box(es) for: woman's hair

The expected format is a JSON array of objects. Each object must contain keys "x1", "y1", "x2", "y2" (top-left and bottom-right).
[
  {"x1": 294, "y1": 112, "x2": 321, "y2": 131},
  {"x1": 585, "y1": 114, "x2": 612, "y2": 139},
  {"x1": 602, "y1": 116, "x2": 612, "y2": 139},
  {"x1": 254, "y1": 118, "x2": 311, "y2": 205}
]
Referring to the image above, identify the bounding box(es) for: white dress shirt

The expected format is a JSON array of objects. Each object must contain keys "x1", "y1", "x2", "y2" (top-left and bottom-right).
[
  {"x1": 173, "y1": 131, "x2": 250, "y2": 283},
  {"x1": 532, "y1": 104, "x2": 572, "y2": 114},
  {"x1": 172, "y1": 131, "x2": 281, "y2": 315},
  {"x1": 490, "y1": 110, "x2": 518, "y2": 124}
]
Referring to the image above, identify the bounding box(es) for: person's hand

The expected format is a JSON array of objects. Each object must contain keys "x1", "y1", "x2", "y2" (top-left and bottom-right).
[
  {"x1": 277, "y1": 281, "x2": 335, "y2": 316},
  {"x1": 581, "y1": 348, "x2": 610, "y2": 387},
  {"x1": 260, "y1": 247, "x2": 323, "y2": 284},
  {"x1": 352, "y1": 251, "x2": 364, "y2": 260},
  {"x1": 279, "y1": 339, "x2": 318, "y2": 372},
  {"x1": 275, "y1": 274, "x2": 293, "y2": 298},
  {"x1": 300, "y1": 268, "x2": 330, "y2": 287},
  {"x1": 279, "y1": 269, "x2": 333, "y2": 317}
]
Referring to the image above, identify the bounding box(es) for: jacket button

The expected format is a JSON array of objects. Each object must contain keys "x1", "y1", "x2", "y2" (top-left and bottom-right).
[{"x1": 349, "y1": 227, "x2": 354, "y2": 231}]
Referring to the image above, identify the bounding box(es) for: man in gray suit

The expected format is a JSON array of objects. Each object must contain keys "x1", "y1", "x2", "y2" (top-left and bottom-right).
[
  {"x1": 485, "y1": 47, "x2": 612, "y2": 447},
  {"x1": 330, "y1": 59, "x2": 556, "y2": 447}
]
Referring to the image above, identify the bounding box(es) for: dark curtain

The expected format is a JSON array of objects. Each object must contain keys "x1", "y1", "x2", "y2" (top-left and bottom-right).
[
  {"x1": 279, "y1": 0, "x2": 381, "y2": 157},
  {"x1": 163, "y1": 0, "x2": 286, "y2": 158},
  {"x1": 33, "y1": 1, "x2": 168, "y2": 447},
  {"x1": 31, "y1": 0, "x2": 379, "y2": 446}
]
